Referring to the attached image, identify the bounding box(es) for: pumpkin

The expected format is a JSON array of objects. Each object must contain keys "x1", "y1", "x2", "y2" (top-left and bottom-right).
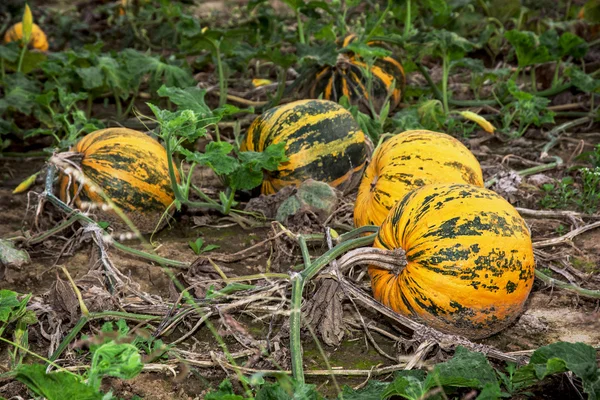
[
  {"x1": 240, "y1": 99, "x2": 368, "y2": 195},
  {"x1": 370, "y1": 183, "x2": 535, "y2": 339},
  {"x1": 308, "y1": 34, "x2": 405, "y2": 114},
  {"x1": 354, "y1": 130, "x2": 484, "y2": 228},
  {"x1": 58, "y1": 128, "x2": 179, "y2": 233},
  {"x1": 3, "y1": 22, "x2": 49, "y2": 52}
]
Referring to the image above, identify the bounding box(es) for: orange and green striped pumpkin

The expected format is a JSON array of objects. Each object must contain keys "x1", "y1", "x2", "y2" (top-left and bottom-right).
[
  {"x1": 370, "y1": 183, "x2": 535, "y2": 339},
  {"x1": 58, "y1": 128, "x2": 179, "y2": 233},
  {"x1": 240, "y1": 99, "x2": 368, "y2": 195},
  {"x1": 354, "y1": 130, "x2": 484, "y2": 228},
  {"x1": 3, "y1": 22, "x2": 49, "y2": 52},
  {"x1": 309, "y1": 34, "x2": 405, "y2": 114}
]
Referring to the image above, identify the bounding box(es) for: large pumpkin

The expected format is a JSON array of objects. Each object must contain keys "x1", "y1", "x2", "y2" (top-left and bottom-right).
[
  {"x1": 370, "y1": 183, "x2": 535, "y2": 339},
  {"x1": 308, "y1": 34, "x2": 405, "y2": 114},
  {"x1": 240, "y1": 99, "x2": 368, "y2": 195},
  {"x1": 58, "y1": 128, "x2": 179, "y2": 233},
  {"x1": 3, "y1": 22, "x2": 49, "y2": 52},
  {"x1": 354, "y1": 130, "x2": 484, "y2": 228}
]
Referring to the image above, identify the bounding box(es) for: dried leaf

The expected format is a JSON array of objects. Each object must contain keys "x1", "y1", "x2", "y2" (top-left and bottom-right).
[
  {"x1": 13, "y1": 172, "x2": 39, "y2": 194},
  {"x1": 459, "y1": 111, "x2": 495, "y2": 134}
]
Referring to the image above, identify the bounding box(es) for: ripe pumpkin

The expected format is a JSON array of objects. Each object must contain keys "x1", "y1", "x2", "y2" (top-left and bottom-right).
[
  {"x1": 354, "y1": 130, "x2": 484, "y2": 228},
  {"x1": 370, "y1": 183, "x2": 535, "y2": 339},
  {"x1": 3, "y1": 22, "x2": 49, "y2": 52},
  {"x1": 58, "y1": 128, "x2": 179, "y2": 233},
  {"x1": 240, "y1": 99, "x2": 368, "y2": 195},
  {"x1": 309, "y1": 34, "x2": 405, "y2": 114}
]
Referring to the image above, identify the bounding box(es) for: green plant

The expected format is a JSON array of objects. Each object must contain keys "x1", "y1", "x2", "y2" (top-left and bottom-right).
[
  {"x1": 149, "y1": 85, "x2": 287, "y2": 217},
  {"x1": 540, "y1": 170, "x2": 600, "y2": 214},
  {"x1": 575, "y1": 167, "x2": 600, "y2": 214},
  {"x1": 0, "y1": 290, "x2": 37, "y2": 367},
  {"x1": 189, "y1": 237, "x2": 220, "y2": 255},
  {"x1": 540, "y1": 176, "x2": 577, "y2": 209},
  {"x1": 422, "y1": 30, "x2": 475, "y2": 114},
  {"x1": 502, "y1": 79, "x2": 555, "y2": 137}
]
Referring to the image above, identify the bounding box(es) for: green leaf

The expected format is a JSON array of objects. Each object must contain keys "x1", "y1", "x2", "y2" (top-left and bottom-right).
[
  {"x1": 504, "y1": 30, "x2": 553, "y2": 67},
  {"x1": 382, "y1": 373, "x2": 429, "y2": 400},
  {"x1": 205, "y1": 379, "x2": 244, "y2": 400},
  {"x1": 255, "y1": 380, "x2": 322, "y2": 400},
  {"x1": 506, "y1": 80, "x2": 555, "y2": 127},
  {"x1": 0, "y1": 73, "x2": 40, "y2": 115},
  {"x1": 228, "y1": 163, "x2": 264, "y2": 191},
  {"x1": 76, "y1": 67, "x2": 104, "y2": 90},
  {"x1": 344, "y1": 42, "x2": 392, "y2": 60},
  {"x1": 513, "y1": 342, "x2": 600, "y2": 397},
  {"x1": 189, "y1": 238, "x2": 204, "y2": 254},
  {"x1": 14, "y1": 364, "x2": 103, "y2": 400},
  {"x1": 450, "y1": 57, "x2": 485, "y2": 72},
  {"x1": 181, "y1": 141, "x2": 238, "y2": 175},
  {"x1": 558, "y1": 32, "x2": 588, "y2": 59},
  {"x1": 203, "y1": 244, "x2": 220, "y2": 253},
  {"x1": 238, "y1": 142, "x2": 288, "y2": 172},
  {"x1": 157, "y1": 85, "x2": 212, "y2": 116},
  {"x1": 428, "y1": 346, "x2": 499, "y2": 389},
  {"x1": 0, "y1": 43, "x2": 19, "y2": 62},
  {"x1": 425, "y1": 30, "x2": 474, "y2": 61},
  {"x1": 297, "y1": 42, "x2": 338, "y2": 67},
  {"x1": 88, "y1": 341, "x2": 143, "y2": 390},
  {"x1": 0, "y1": 290, "x2": 21, "y2": 323},
  {"x1": 566, "y1": 67, "x2": 600, "y2": 93},
  {"x1": 339, "y1": 380, "x2": 389, "y2": 399}
]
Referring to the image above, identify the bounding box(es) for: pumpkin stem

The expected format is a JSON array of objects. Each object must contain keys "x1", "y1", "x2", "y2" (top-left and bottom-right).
[{"x1": 337, "y1": 247, "x2": 407, "y2": 276}]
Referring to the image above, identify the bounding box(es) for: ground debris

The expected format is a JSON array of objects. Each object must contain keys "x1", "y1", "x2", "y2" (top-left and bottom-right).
[{"x1": 304, "y1": 278, "x2": 345, "y2": 347}]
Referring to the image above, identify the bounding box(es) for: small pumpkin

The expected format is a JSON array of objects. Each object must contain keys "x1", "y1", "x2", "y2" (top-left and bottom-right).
[
  {"x1": 370, "y1": 183, "x2": 535, "y2": 339},
  {"x1": 354, "y1": 130, "x2": 484, "y2": 228},
  {"x1": 308, "y1": 34, "x2": 405, "y2": 114},
  {"x1": 58, "y1": 128, "x2": 179, "y2": 233},
  {"x1": 240, "y1": 99, "x2": 368, "y2": 195},
  {"x1": 3, "y1": 22, "x2": 49, "y2": 52}
]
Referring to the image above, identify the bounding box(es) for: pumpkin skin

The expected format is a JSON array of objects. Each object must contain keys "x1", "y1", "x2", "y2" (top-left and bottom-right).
[
  {"x1": 354, "y1": 130, "x2": 484, "y2": 228},
  {"x1": 309, "y1": 34, "x2": 405, "y2": 114},
  {"x1": 370, "y1": 183, "x2": 535, "y2": 339},
  {"x1": 3, "y1": 22, "x2": 49, "y2": 52},
  {"x1": 240, "y1": 99, "x2": 368, "y2": 195},
  {"x1": 58, "y1": 128, "x2": 179, "y2": 233}
]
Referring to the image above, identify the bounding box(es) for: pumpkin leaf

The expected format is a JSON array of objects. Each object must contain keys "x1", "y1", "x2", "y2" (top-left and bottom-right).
[
  {"x1": 427, "y1": 346, "x2": 499, "y2": 390},
  {"x1": 344, "y1": 42, "x2": 392, "y2": 59},
  {"x1": 504, "y1": 30, "x2": 553, "y2": 67},
  {"x1": 0, "y1": 43, "x2": 20, "y2": 62},
  {"x1": 424, "y1": 30, "x2": 474, "y2": 61},
  {"x1": 297, "y1": 41, "x2": 338, "y2": 66},
  {"x1": 181, "y1": 142, "x2": 238, "y2": 175},
  {"x1": 237, "y1": 142, "x2": 288, "y2": 172},
  {"x1": 88, "y1": 341, "x2": 143, "y2": 390},
  {"x1": 13, "y1": 364, "x2": 103, "y2": 400},
  {"x1": 76, "y1": 67, "x2": 104, "y2": 90},
  {"x1": 228, "y1": 142, "x2": 288, "y2": 191},
  {"x1": 566, "y1": 67, "x2": 600, "y2": 93},
  {"x1": 512, "y1": 342, "x2": 600, "y2": 397},
  {"x1": 339, "y1": 380, "x2": 388, "y2": 399},
  {"x1": 205, "y1": 379, "x2": 244, "y2": 400},
  {"x1": 157, "y1": 85, "x2": 212, "y2": 117}
]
